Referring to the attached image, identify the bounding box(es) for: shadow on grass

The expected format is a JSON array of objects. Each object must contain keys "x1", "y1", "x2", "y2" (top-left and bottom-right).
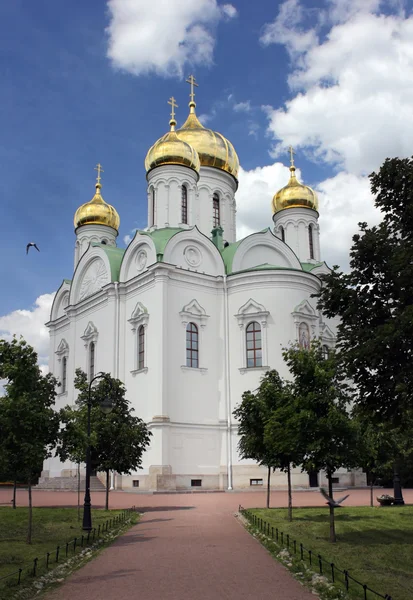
[
  {"x1": 337, "y1": 529, "x2": 413, "y2": 546},
  {"x1": 290, "y1": 512, "x2": 382, "y2": 523}
]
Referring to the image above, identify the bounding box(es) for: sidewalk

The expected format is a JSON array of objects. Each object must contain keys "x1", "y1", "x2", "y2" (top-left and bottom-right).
[{"x1": 44, "y1": 494, "x2": 316, "y2": 600}]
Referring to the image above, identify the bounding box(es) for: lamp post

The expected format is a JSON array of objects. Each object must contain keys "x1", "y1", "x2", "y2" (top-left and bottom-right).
[{"x1": 82, "y1": 372, "x2": 114, "y2": 532}]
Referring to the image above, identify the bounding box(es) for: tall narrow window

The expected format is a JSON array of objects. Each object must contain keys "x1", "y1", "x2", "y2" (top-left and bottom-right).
[
  {"x1": 246, "y1": 322, "x2": 262, "y2": 368},
  {"x1": 212, "y1": 193, "x2": 220, "y2": 227},
  {"x1": 138, "y1": 325, "x2": 145, "y2": 370},
  {"x1": 280, "y1": 225, "x2": 285, "y2": 242},
  {"x1": 89, "y1": 342, "x2": 95, "y2": 380},
  {"x1": 322, "y1": 345, "x2": 329, "y2": 360},
  {"x1": 181, "y1": 185, "x2": 188, "y2": 224},
  {"x1": 308, "y1": 224, "x2": 314, "y2": 259},
  {"x1": 186, "y1": 322, "x2": 199, "y2": 368},
  {"x1": 299, "y1": 323, "x2": 310, "y2": 349},
  {"x1": 151, "y1": 188, "x2": 156, "y2": 226},
  {"x1": 62, "y1": 356, "x2": 67, "y2": 393}
]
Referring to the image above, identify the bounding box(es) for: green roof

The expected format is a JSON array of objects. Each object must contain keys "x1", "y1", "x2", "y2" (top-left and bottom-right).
[
  {"x1": 138, "y1": 227, "x2": 183, "y2": 260},
  {"x1": 63, "y1": 278, "x2": 71, "y2": 284},
  {"x1": 301, "y1": 261, "x2": 324, "y2": 272},
  {"x1": 221, "y1": 240, "x2": 242, "y2": 273},
  {"x1": 91, "y1": 244, "x2": 125, "y2": 281}
]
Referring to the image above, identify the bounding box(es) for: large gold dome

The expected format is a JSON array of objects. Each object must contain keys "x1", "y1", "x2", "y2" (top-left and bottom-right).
[
  {"x1": 145, "y1": 118, "x2": 200, "y2": 174},
  {"x1": 74, "y1": 182, "x2": 120, "y2": 231},
  {"x1": 272, "y1": 165, "x2": 318, "y2": 213},
  {"x1": 176, "y1": 102, "x2": 239, "y2": 180}
]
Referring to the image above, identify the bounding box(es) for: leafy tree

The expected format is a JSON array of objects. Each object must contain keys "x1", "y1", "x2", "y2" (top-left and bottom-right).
[
  {"x1": 0, "y1": 337, "x2": 59, "y2": 543},
  {"x1": 316, "y1": 157, "x2": 413, "y2": 500},
  {"x1": 283, "y1": 343, "x2": 360, "y2": 542},
  {"x1": 57, "y1": 369, "x2": 152, "y2": 510},
  {"x1": 318, "y1": 158, "x2": 413, "y2": 504},
  {"x1": 233, "y1": 370, "x2": 288, "y2": 509}
]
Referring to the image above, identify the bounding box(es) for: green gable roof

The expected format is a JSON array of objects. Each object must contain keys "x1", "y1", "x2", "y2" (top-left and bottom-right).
[
  {"x1": 91, "y1": 244, "x2": 125, "y2": 281},
  {"x1": 301, "y1": 261, "x2": 324, "y2": 272},
  {"x1": 138, "y1": 227, "x2": 183, "y2": 260}
]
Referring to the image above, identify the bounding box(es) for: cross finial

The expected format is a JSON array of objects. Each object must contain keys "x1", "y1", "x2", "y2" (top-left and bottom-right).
[
  {"x1": 186, "y1": 74, "x2": 199, "y2": 103},
  {"x1": 288, "y1": 146, "x2": 296, "y2": 168},
  {"x1": 94, "y1": 163, "x2": 104, "y2": 184},
  {"x1": 168, "y1": 96, "x2": 178, "y2": 121}
]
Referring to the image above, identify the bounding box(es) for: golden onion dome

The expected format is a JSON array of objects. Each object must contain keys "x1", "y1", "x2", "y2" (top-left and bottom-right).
[
  {"x1": 176, "y1": 101, "x2": 239, "y2": 180},
  {"x1": 272, "y1": 162, "x2": 318, "y2": 213},
  {"x1": 145, "y1": 116, "x2": 200, "y2": 174},
  {"x1": 74, "y1": 171, "x2": 120, "y2": 231}
]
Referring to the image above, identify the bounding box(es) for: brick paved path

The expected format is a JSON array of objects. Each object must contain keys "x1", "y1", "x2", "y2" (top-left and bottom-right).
[{"x1": 1, "y1": 488, "x2": 411, "y2": 600}]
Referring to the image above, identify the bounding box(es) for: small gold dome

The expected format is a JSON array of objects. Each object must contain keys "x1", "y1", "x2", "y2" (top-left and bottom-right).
[
  {"x1": 176, "y1": 102, "x2": 239, "y2": 180},
  {"x1": 74, "y1": 182, "x2": 120, "y2": 231},
  {"x1": 272, "y1": 165, "x2": 318, "y2": 213},
  {"x1": 145, "y1": 118, "x2": 200, "y2": 174}
]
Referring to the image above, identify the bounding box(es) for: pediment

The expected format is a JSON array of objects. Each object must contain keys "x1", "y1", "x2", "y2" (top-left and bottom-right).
[
  {"x1": 181, "y1": 299, "x2": 206, "y2": 317},
  {"x1": 81, "y1": 321, "x2": 98, "y2": 341},
  {"x1": 128, "y1": 301, "x2": 149, "y2": 329},
  {"x1": 56, "y1": 339, "x2": 69, "y2": 355},
  {"x1": 320, "y1": 323, "x2": 335, "y2": 341},
  {"x1": 292, "y1": 299, "x2": 317, "y2": 321},
  {"x1": 237, "y1": 298, "x2": 268, "y2": 317}
]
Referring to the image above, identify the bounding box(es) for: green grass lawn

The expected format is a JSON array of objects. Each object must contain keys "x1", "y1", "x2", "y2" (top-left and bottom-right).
[
  {"x1": 249, "y1": 506, "x2": 413, "y2": 600},
  {"x1": 0, "y1": 506, "x2": 134, "y2": 597}
]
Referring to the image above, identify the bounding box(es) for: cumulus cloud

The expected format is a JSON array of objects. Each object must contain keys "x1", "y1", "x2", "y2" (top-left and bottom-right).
[
  {"x1": 106, "y1": 0, "x2": 237, "y2": 77},
  {"x1": 0, "y1": 293, "x2": 55, "y2": 372},
  {"x1": 262, "y1": 1, "x2": 413, "y2": 175},
  {"x1": 236, "y1": 162, "x2": 381, "y2": 272}
]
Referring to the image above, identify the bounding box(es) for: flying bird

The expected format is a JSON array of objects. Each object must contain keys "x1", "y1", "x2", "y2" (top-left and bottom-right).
[
  {"x1": 320, "y1": 488, "x2": 349, "y2": 508},
  {"x1": 26, "y1": 242, "x2": 40, "y2": 254}
]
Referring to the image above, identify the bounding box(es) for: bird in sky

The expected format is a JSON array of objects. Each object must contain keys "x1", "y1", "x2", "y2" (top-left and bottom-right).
[
  {"x1": 320, "y1": 488, "x2": 349, "y2": 508},
  {"x1": 26, "y1": 242, "x2": 40, "y2": 254}
]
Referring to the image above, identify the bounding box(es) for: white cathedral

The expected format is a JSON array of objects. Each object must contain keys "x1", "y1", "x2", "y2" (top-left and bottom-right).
[{"x1": 43, "y1": 80, "x2": 363, "y2": 492}]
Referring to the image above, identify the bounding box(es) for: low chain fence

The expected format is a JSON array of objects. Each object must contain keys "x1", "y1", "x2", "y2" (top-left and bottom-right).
[
  {"x1": 239, "y1": 506, "x2": 392, "y2": 600},
  {"x1": 0, "y1": 506, "x2": 136, "y2": 591}
]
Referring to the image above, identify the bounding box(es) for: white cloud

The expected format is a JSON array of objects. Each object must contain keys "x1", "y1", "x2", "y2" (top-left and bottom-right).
[
  {"x1": 106, "y1": 0, "x2": 237, "y2": 77},
  {"x1": 236, "y1": 162, "x2": 381, "y2": 272},
  {"x1": 262, "y1": 1, "x2": 413, "y2": 175},
  {"x1": 234, "y1": 101, "x2": 251, "y2": 112},
  {"x1": 0, "y1": 293, "x2": 55, "y2": 372}
]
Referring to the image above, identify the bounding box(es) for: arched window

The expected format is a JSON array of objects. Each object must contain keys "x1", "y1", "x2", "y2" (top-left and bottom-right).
[
  {"x1": 308, "y1": 224, "x2": 314, "y2": 259},
  {"x1": 299, "y1": 323, "x2": 310, "y2": 349},
  {"x1": 151, "y1": 188, "x2": 156, "y2": 226},
  {"x1": 62, "y1": 356, "x2": 67, "y2": 393},
  {"x1": 322, "y1": 345, "x2": 329, "y2": 360},
  {"x1": 138, "y1": 325, "x2": 145, "y2": 370},
  {"x1": 212, "y1": 193, "x2": 220, "y2": 227},
  {"x1": 186, "y1": 322, "x2": 199, "y2": 368},
  {"x1": 280, "y1": 225, "x2": 285, "y2": 242},
  {"x1": 89, "y1": 342, "x2": 95, "y2": 380},
  {"x1": 181, "y1": 185, "x2": 188, "y2": 224},
  {"x1": 246, "y1": 322, "x2": 262, "y2": 368}
]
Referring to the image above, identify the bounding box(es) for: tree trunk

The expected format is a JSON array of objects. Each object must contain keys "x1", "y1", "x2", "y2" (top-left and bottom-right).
[
  {"x1": 266, "y1": 465, "x2": 271, "y2": 509},
  {"x1": 327, "y1": 471, "x2": 336, "y2": 543},
  {"x1": 370, "y1": 478, "x2": 374, "y2": 508},
  {"x1": 12, "y1": 479, "x2": 17, "y2": 509},
  {"x1": 105, "y1": 469, "x2": 110, "y2": 511},
  {"x1": 287, "y1": 464, "x2": 293, "y2": 522},
  {"x1": 27, "y1": 478, "x2": 32, "y2": 544},
  {"x1": 77, "y1": 462, "x2": 81, "y2": 521}
]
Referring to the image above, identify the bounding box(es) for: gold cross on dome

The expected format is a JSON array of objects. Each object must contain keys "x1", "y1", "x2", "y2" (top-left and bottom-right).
[
  {"x1": 288, "y1": 146, "x2": 296, "y2": 167},
  {"x1": 168, "y1": 96, "x2": 178, "y2": 120},
  {"x1": 186, "y1": 74, "x2": 198, "y2": 103},
  {"x1": 94, "y1": 163, "x2": 104, "y2": 184}
]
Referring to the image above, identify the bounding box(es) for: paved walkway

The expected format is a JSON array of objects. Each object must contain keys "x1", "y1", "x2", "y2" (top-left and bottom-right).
[{"x1": 1, "y1": 488, "x2": 411, "y2": 600}]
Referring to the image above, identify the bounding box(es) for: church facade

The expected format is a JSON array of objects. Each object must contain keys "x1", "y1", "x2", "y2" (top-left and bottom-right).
[{"x1": 44, "y1": 82, "x2": 363, "y2": 491}]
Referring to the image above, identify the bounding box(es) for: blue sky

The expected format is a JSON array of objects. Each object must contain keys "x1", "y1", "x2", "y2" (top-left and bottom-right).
[{"x1": 1, "y1": 0, "x2": 413, "y2": 364}]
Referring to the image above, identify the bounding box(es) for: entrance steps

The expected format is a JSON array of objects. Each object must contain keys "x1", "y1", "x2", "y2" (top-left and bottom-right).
[{"x1": 36, "y1": 476, "x2": 106, "y2": 491}]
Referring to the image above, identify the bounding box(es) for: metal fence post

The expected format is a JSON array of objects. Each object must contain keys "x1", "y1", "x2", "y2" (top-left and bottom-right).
[
  {"x1": 318, "y1": 554, "x2": 322, "y2": 574},
  {"x1": 32, "y1": 558, "x2": 38, "y2": 577},
  {"x1": 309, "y1": 550, "x2": 312, "y2": 566},
  {"x1": 46, "y1": 552, "x2": 50, "y2": 569},
  {"x1": 344, "y1": 570, "x2": 349, "y2": 591},
  {"x1": 330, "y1": 563, "x2": 335, "y2": 583},
  {"x1": 17, "y1": 568, "x2": 22, "y2": 585},
  {"x1": 300, "y1": 543, "x2": 303, "y2": 560}
]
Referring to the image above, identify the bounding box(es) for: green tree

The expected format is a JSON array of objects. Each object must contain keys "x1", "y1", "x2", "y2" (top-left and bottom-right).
[
  {"x1": 233, "y1": 370, "x2": 288, "y2": 509},
  {"x1": 57, "y1": 369, "x2": 152, "y2": 510},
  {"x1": 0, "y1": 337, "x2": 59, "y2": 543},
  {"x1": 283, "y1": 343, "x2": 360, "y2": 542},
  {"x1": 316, "y1": 157, "x2": 413, "y2": 501}
]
